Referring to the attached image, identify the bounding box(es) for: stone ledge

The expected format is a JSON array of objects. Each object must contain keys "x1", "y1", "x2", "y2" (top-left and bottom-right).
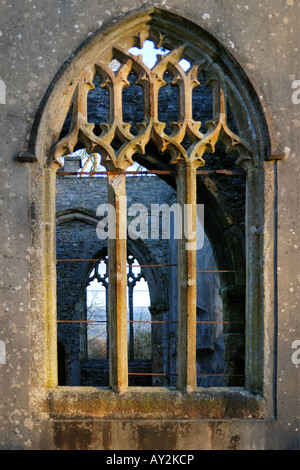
[{"x1": 46, "y1": 387, "x2": 266, "y2": 420}]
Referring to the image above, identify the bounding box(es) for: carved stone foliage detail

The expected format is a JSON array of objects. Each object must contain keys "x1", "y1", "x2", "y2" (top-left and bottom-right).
[{"x1": 52, "y1": 31, "x2": 253, "y2": 171}]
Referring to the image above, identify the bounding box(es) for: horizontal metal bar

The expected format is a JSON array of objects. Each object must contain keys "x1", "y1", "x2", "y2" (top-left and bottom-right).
[
  {"x1": 128, "y1": 373, "x2": 244, "y2": 377},
  {"x1": 57, "y1": 320, "x2": 244, "y2": 324},
  {"x1": 197, "y1": 270, "x2": 243, "y2": 273},
  {"x1": 196, "y1": 374, "x2": 244, "y2": 377},
  {"x1": 128, "y1": 320, "x2": 243, "y2": 324},
  {"x1": 58, "y1": 170, "x2": 172, "y2": 175},
  {"x1": 128, "y1": 320, "x2": 176, "y2": 324},
  {"x1": 129, "y1": 373, "x2": 171, "y2": 376},
  {"x1": 57, "y1": 169, "x2": 244, "y2": 176},
  {"x1": 129, "y1": 264, "x2": 176, "y2": 268},
  {"x1": 56, "y1": 260, "x2": 176, "y2": 266},
  {"x1": 56, "y1": 260, "x2": 242, "y2": 273},
  {"x1": 57, "y1": 258, "x2": 104, "y2": 262},
  {"x1": 57, "y1": 320, "x2": 105, "y2": 323}
]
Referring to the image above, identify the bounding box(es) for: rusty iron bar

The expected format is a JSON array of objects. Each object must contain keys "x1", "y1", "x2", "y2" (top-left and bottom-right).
[
  {"x1": 128, "y1": 320, "x2": 244, "y2": 324},
  {"x1": 128, "y1": 264, "x2": 176, "y2": 268},
  {"x1": 197, "y1": 270, "x2": 243, "y2": 273},
  {"x1": 56, "y1": 260, "x2": 178, "y2": 266},
  {"x1": 128, "y1": 373, "x2": 244, "y2": 377},
  {"x1": 58, "y1": 170, "x2": 173, "y2": 175},
  {"x1": 57, "y1": 320, "x2": 106, "y2": 323},
  {"x1": 57, "y1": 169, "x2": 244, "y2": 176},
  {"x1": 57, "y1": 320, "x2": 244, "y2": 324},
  {"x1": 56, "y1": 260, "x2": 242, "y2": 274}
]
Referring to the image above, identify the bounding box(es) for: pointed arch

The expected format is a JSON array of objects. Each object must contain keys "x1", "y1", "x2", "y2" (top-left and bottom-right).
[{"x1": 29, "y1": 7, "x2": 275, "y2": 417}]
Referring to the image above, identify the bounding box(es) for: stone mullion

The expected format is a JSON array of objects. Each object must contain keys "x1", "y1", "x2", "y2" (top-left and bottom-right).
[
  {"x1": 173, "y1": 69, "x2": 194, "y2": 124},
  {"x1": 180, "y1": 78, "x2": 193, "y2": 124},
  {"x1": 107, "y1": 172, "x2": 128, "y2": 393},
  {"x1": 77, "y1": 79, "x2": 90, "y2": 123},
  {"x1": 176, "y1": 164, "x2": 197, "y2": 392},
  {"x1": 110, "y1": 72, "x2": 126, "y2": 126},
  {"x1": 149, "y1": 72, "x2": 164, "y2": 121},
  {"x1": 95, "y1": 60, "x2": 133, "y2": 148},
  {"x1": 98, "y1": 63, "x2": 133, "y2": 392}
]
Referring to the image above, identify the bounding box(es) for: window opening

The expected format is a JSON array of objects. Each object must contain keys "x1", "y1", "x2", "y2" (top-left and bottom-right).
[
  {"x1": 57, "y1": 341, "x2": 66, "y2": 386},
  {"x1": 86, "y1": 258, "x2": 108, "y2": 360},
  {"x1": 87, "y1": 74, "x2": 109, "y2": 131},
  {"x1": 83, "y1": 253, "x2": 152, "y2": 386},
  {"x1": 123, "y1": 71, "x2": 144, "y2": 136},
  {"x1": 85, "y1": 255, "x2": 152, "y2": 364},
  {"x1": 129, "y1": 39, "x2": 170, "y2": 69},
  {"x1": 54, "y1": 27, "x2": 253, "y2": 392},
  {"x1": 158, "y1": 70, "x2": 179, "y2": 135}
]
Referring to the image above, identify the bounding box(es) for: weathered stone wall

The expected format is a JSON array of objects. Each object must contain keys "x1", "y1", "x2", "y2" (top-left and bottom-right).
[{"x1": 0, "y1": 0, "x2": 299, "y2": 450}]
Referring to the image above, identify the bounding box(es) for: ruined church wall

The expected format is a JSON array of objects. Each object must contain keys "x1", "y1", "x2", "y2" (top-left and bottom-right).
[{"x1": 0, "y1": 0, "x2": 299, "y2": 450}]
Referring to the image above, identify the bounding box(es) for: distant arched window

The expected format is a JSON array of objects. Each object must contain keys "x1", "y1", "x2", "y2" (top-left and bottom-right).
[{"x1": 86, "y1": 253, "x2": 151, "y2": 362}]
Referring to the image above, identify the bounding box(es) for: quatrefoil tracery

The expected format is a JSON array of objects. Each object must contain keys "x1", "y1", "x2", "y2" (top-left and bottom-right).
[{"x1": 52, "y1": 39, "x2": 253, "y2": 171}]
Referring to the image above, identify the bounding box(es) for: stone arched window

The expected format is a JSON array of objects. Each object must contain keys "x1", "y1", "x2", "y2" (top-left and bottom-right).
[
  {"x1": 25, "y1": 8, "x2": 277, "y2": 418},
  {"x1": 52, "y1": 25, "x2": 254, "y2": 393},
  {"x1": 85, "y1": 254, "x2": 152, "y2": 360}
]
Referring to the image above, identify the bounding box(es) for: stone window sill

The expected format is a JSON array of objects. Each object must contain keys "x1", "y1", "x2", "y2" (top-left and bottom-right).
[{"x1": 46, "y1": 387, "x2": 266, "y2": 420}]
